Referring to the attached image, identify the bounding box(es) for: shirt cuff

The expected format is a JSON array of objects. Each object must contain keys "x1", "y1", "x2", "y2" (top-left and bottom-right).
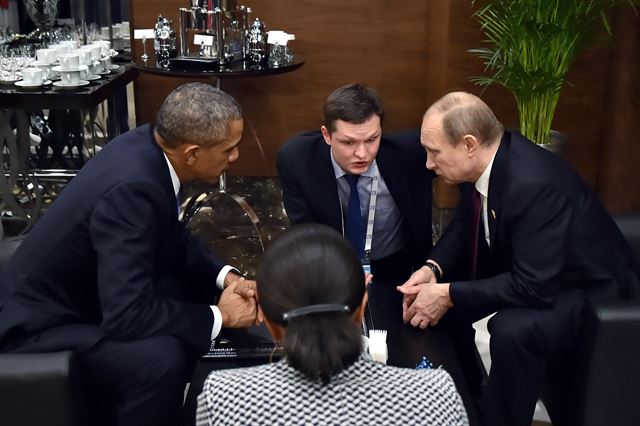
[
  {"x1": 210, "y1": 305, "x2": 222, "y2": 340},
  {"x1": 426, "y1": 259, "x2": 444, "y2": 278},
  {"x1": 215, "y1": 265, "x2": 241, "y2": 290}
]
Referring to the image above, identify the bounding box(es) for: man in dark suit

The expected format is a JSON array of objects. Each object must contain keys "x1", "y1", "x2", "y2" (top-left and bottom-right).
[
  {"x1": 398, "y1": 92, "x2": 640, "y2": 426},
  {"x1": 0, "y1": 83, "x2": 258, "y2": 426},
  {"x1": 277, "y1": 83, "x2": 434, "y2": 284}
]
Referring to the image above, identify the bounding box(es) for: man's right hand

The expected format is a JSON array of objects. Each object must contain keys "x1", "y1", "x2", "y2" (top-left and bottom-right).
[
  {"x1": 217, "y1": 279, "x2": 258, "y2": 328},
  {"x1": 397, "y1": 265, "x2": 437, "y2": 319}
]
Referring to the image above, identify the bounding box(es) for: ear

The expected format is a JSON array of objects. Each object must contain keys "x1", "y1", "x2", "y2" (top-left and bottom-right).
[
  {"x1": 264, "y1": 317, "x2": 285, "y2": 344},
  {"x1": 320, "y1": 125, "x2": 332, "y2": 146},
  {"x1": 463, "y1": 134, "x2": 479, "y2": 156},
  {"x1": 183, "y1": 144, "x2": 200, "y2": 166}
]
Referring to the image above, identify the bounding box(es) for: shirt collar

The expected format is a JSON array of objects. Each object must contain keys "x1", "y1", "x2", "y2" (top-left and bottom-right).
[
  {"x1": 474, "y1": 149, "x2": 498, "y2": 198},
  {"x1": 163, "y1": 153, "x2": 181, "y2": 197},
  {"x1": 330, "y1": 148, "x2": 376, "y2": 179}
]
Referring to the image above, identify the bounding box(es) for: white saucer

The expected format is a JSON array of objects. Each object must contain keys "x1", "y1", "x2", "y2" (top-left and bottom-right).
[
  {"x1": 107, "y1": 64, "x2": 120, "y2": 70},
  {"x1": 32, "y1": 61, "x2": 55, "y2": 67},
  {"x1": 51, "y1": 65, "x2": 89, "y2": 73},
  {"x1": 95, "y1": 69, "x2": 111, "y2": 75},
  {"x1": 15, "y1": 79, "x2": 52, "y2": 88},
  {"x1": 85, "y1": 74, "x2": 101, "y2": 81},
  {"x1": 52, "y1": 80, "x2": 90, "y2": 88}
]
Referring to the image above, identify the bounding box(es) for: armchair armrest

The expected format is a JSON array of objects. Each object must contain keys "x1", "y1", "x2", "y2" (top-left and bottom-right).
[
  {"x1": 0, "y1": 351, "x2": 88, "y2": 426},
  {"x1": 580, "y1": 300, "x2": 640, "y2": 426}
]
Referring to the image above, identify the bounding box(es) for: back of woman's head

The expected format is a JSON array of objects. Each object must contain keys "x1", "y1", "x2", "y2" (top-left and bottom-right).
[{"x1": 257, "y1": 224, "x2": 365, "y2": 384}]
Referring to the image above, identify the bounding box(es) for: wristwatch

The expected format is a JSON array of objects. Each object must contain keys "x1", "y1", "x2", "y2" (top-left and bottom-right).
[{"x1": 424, "y1": 261, "x2": 442, "y2": 281}]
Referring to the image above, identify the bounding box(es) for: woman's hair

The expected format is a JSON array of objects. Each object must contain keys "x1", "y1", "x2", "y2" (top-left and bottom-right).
[{"x1": 257, "y1": 224, "x2": 365, "y2": 384}]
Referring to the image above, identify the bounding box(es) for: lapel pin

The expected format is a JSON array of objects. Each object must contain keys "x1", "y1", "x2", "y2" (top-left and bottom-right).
[{"x1": 491, "y1": 210, "x2": 496, "y2": 220}]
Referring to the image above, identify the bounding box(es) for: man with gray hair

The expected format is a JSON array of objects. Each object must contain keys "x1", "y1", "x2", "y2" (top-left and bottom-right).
[
  {"x1": 398, "y1": 92, "x2": 639, "y2": 426},
  {"x1": 0, "y1": 83, "x2": 258, "y2": 426}
]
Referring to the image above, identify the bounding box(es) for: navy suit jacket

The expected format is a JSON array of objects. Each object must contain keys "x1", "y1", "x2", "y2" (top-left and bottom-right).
[
  {"x1": 277, "y1": 130, "x2": 435, "y2": 271},
  {"x1": 430, "y1": 130, "x2": 640, "y2": 312},
  {"x1": 0, "y1": 124, "x2": 223, "y2": 355}
]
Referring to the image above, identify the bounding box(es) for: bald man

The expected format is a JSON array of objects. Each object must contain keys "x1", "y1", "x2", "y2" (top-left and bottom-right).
[{"x1": 398, "y1": 92, "x2": 640, "y2": 426}]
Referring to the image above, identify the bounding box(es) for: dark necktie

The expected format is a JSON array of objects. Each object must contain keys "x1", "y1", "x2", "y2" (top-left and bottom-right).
[
  {"x1": 345, "y1": 174, "x2": 364, "y2": 260},
  {"x1": 176, "y1": 186, "x2": 183, "y2": 216},
  {"x1": 471, "y1": 187, "x2": 482, "y2": 279}
]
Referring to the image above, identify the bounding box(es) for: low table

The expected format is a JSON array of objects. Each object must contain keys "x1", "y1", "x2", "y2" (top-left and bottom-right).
[{"x1": 0, "y1": 65, "x2": 139, "y2": 237}]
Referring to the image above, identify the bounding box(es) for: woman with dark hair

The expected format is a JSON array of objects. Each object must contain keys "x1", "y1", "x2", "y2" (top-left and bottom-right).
[{"x1": 196, "y1": 224, "x2": 468, "y2": 425}]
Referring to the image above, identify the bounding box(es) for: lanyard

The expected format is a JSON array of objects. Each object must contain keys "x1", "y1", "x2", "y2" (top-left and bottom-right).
[
  {"x1": 339, "y1": 162, "x2": 379, "y2": 265},
  {"x1": 363, "y1": 162, "x2": 379, "y2": 264}
]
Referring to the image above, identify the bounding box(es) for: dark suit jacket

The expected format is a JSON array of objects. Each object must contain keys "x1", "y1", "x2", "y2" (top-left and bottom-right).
[
  {"x1": 430, "y1": 130, "x2": 640, "y2": 312},
  {"x1": 0, "y1": 124, "x2": 223, "y2": 355},
  {"x1": 277, "y1": 130, "x2": 435, "y2": 271}
]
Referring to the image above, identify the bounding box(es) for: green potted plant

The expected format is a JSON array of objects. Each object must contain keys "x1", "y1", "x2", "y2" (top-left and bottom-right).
[{"x1": 469, "y1": 0, "x2": 637, "y2": 147}]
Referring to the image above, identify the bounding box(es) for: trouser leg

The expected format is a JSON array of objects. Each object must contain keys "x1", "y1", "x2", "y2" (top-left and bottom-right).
[
  {"x1": 80, "y1": 335, "x2": 195, "y2": 426},
  {"x1": 482, "y1": 293, "x2": 584, "y2": 426}
]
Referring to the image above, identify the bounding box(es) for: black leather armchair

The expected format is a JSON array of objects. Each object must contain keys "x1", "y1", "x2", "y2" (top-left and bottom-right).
[
  {"x1": 0, "y1": 237, "x2": 91, "y2": 426},
  {"x1": 543, "y1": 214, "x2": 640, "y2": 426}
]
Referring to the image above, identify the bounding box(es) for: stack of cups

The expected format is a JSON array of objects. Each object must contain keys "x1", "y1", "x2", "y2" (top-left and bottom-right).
[
  {"x1": 34, "y1": 48, "x2": 57, "y2": 80},
  {"x1": 52, "y1": 53, "x2": 88, "y2": 86},
  {"x1": 93, "y1": 41, "x2": 115, "y2": 71}
]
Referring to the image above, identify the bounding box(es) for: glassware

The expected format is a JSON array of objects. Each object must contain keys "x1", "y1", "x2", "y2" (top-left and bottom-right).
[{"x1": 154, "y1": 15, "x2": 177, "y2": 68}]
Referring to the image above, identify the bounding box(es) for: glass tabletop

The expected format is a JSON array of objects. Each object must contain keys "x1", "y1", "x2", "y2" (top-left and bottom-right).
[{"x1": 132, "y1": 55, "x2": 304, "y2": 79}]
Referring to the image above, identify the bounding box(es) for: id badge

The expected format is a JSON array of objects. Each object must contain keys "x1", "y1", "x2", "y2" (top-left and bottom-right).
[{"x1": 362, "y1": 263, "x2": 371, "y2": 275}]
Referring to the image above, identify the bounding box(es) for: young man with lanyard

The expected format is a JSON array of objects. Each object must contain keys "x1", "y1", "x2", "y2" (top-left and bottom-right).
[{"x1": 277, "y1": 83, "x2": 435, "y2": 286}]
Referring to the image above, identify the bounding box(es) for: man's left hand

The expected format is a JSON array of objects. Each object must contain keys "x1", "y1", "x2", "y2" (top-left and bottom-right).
[
  {"x1": 223, "y1": 273, "x2": 262, "y2": 325},
  {"x1": 397, "y1": 283, "x2": 453, "y2": 329}
]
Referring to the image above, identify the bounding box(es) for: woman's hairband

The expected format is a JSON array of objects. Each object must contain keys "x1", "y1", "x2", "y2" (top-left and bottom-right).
[{"x1": 281, "y1": 304, "x2": 350, "y2": 322}]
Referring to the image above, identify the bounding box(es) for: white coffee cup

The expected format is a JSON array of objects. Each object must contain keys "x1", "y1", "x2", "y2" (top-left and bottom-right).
[
  {"x1": 60, "y1": 70, "x2": 81, "y2": 85},
  {"x1": 51, "y1": 44, "x2": 72, "y2": 55},
  {"x1": 93, "y1": 41, "x2": 111, "y2": 53},
  {"x1": 36, "y1": 48, "x2": 56, "y2": 64},
  {"x1": 22, "y1": 67, "x2": 44, "y2": 85},
  {"x1": 60, "y1": 40, "x2": 78, "y2": 49},
  {"x1": 32, "y1": 61, "x2": 51, "y2": 80},
  {"x1": 75, "y1": 49, "x2": 92, "y2": 66},
  {"x1": 88, "y1": 45, "x2": 102, "y2": 60},
  {"x1": 59, "y1": 53, "x2": 80, "y2": 70}
]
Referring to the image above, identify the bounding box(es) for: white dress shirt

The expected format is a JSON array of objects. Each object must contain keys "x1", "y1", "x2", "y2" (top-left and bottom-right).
[
  {"x1": 474, "y1": 150, "x2": 498, "y2": 247},
  {"x1": 330, "y1": 152, "x2": 407, "y2": 260},
  {"x1": 164, "y1": 153, "x2": 234, "y2": 340}
]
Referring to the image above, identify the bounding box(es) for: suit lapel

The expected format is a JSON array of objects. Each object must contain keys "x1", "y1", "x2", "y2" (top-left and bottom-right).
[
  {"x1": 314, "y1": 141, "x2": 343, "y2": 232},
  {"x1": 487, "y1": 131, "x2": 511, "y2": 250},
  {"x1": 376, "y1": 144, "x2": 414, "y2": 233}
]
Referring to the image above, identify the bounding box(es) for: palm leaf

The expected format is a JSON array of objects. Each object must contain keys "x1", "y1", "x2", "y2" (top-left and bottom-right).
[{"x1": 469, "y1": 0, "x2": 638, "y2": 144}]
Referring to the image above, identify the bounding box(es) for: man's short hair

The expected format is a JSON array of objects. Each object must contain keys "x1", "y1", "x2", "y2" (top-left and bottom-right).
[
  {"x1": 426, "y1": 92, "x2": 503, "y2": 146},
  {"x1": 155, "y1": 82, "x2": 243, "y2": 148},
  {"x1": 322, "y1": 83, "x2": 384, "y2": 133}
]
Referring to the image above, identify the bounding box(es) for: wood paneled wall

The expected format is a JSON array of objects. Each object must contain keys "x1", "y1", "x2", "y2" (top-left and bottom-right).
[{"x1": 129, "y1": 0, "x2": 640, "y2": 211}]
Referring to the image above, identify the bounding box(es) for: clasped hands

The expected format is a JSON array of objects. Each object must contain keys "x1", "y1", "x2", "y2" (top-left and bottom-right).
[
  {"x1": 396, "y1": 266, "x2": 452, "y2": 329},
  {"x1": 217, "y1": 272, "x2": 263, "y2": 328}
]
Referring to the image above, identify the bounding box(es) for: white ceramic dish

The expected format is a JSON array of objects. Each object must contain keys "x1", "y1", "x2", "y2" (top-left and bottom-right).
[
  {"x1": 52, "y1": 80, "x2": 90, "y2": 88},
  {"x1": 51, "y1": 65, "x2": 89, "y2": 73},
  {"x1": 15, "y1": 79, "x2": 53, "y2": 88}
]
